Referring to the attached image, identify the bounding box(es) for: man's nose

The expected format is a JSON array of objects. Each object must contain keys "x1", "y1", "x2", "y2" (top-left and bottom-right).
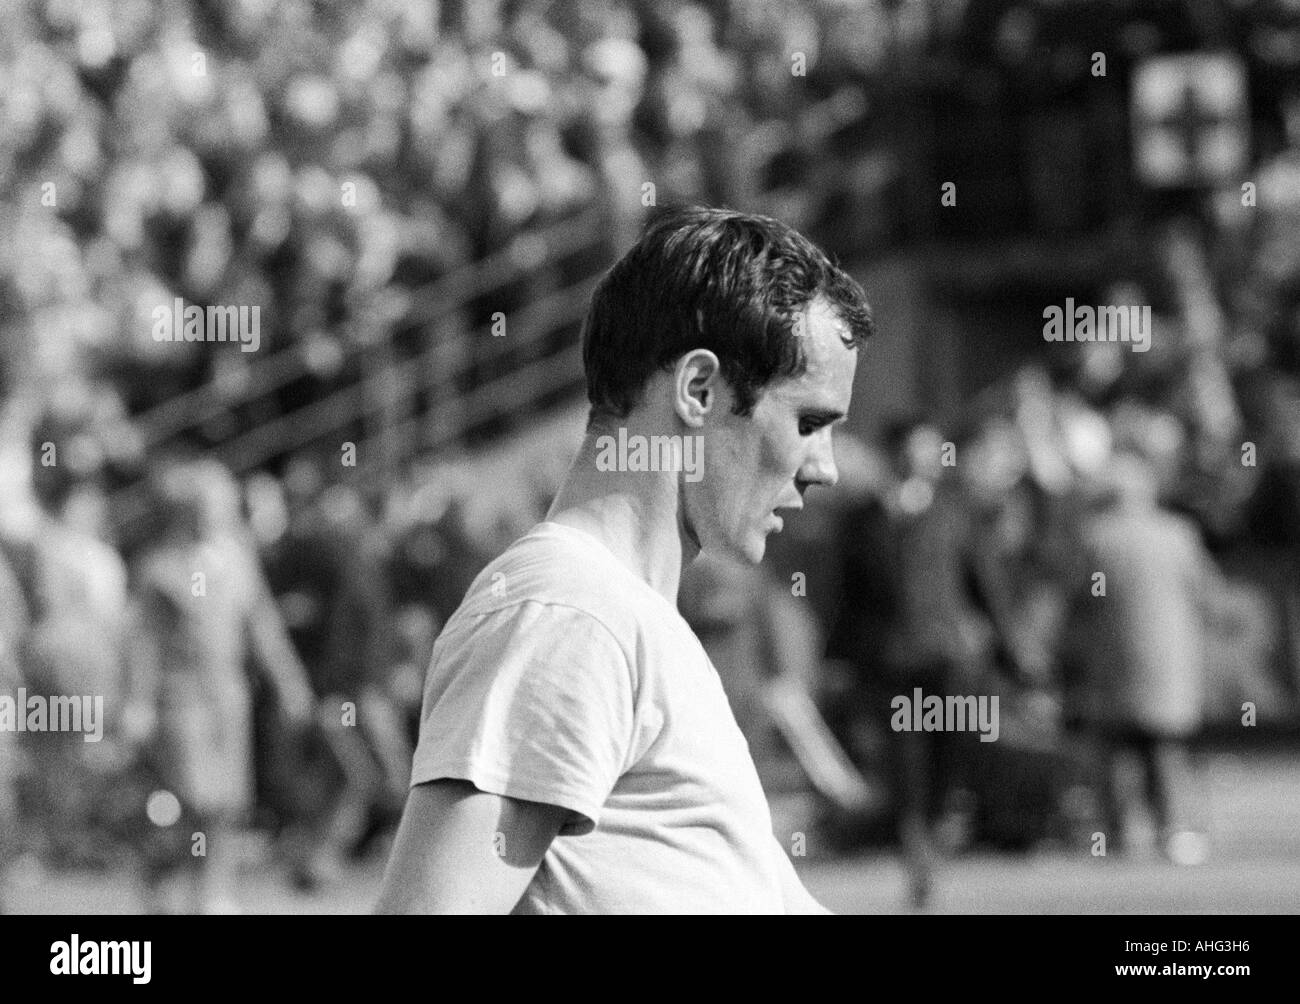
[{"x1": 800, "y1": 432, "x2": 839, "y2": 489}]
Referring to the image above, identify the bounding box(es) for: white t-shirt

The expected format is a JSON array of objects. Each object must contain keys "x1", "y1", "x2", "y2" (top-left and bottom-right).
[{"x1": 410, "y1": 521, "x2": 808, "y2": 914}]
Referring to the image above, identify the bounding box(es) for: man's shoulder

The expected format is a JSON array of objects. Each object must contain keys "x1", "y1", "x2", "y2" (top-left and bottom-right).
[
  {"x1": 423, "y1": 526, "x2": 669, "y2": 706},
  {"x1": 444, "y1": 523, "x2": 649, "y2": 644}
]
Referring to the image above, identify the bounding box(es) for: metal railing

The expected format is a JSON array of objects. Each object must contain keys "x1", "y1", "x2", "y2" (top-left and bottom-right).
[
  {"x1": 111, "y1": 205, "x2": 612, "y2": 530},
  {"x1": 135, "y1": 207, "x2": 606, "y2": 460}
]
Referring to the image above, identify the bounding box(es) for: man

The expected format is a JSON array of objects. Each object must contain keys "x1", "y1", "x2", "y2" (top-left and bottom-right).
[{"x1": 374, "y1": 206, "x2": 873, "y2": 914}]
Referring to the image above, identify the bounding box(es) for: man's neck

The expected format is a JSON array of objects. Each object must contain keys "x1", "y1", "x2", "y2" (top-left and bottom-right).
[{"x1": 545, "y1": 431, "x2": 696, "y2": 605}]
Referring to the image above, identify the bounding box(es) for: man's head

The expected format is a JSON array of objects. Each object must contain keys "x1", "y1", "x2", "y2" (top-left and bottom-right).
[{"x1": 581, "y1": 206, "x2": 874, "y2": 562}]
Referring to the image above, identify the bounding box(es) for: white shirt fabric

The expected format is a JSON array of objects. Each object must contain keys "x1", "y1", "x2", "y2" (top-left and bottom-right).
[{"x1": 410, "y1": 521, "x2": 806, "y2": 914}]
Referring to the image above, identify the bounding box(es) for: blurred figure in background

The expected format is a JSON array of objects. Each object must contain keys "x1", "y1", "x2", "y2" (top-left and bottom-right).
[
  {"x1": 957, "y1": 374, "x2": 1095, "y2": 851},
  {"x1": 248, "y1": 466, "x2": 414, "y2": 884},
  {"x1": 1238, "y1": 86, "x2": 1300, "y2": 375},
  {"x1": 0, "y1": 549, "x2": 29, "y2": 912},
  {"x1": 257, "y1": 459, "x2": 370, "y2": 888},
  {"x1": 830, "y1": 416, "x2": 992, "y2": 907},
  {"x1": 295, "y1": 485, "x2": 407, "y2": 887},
  {"x1": 129, "y1": 460, "x2": 314, "y2": 912},
  {"x1": 1063, "y1": 451, "x2": 1217, "y2": 865},
  {"x1": 11, "y1": 434, "x2": 130, "y2": 869},
  {"x1": 679, "y1": 551, "x2": 875, "y2": 823}
]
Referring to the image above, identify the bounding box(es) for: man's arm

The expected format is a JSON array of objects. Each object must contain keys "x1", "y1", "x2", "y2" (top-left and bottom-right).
[
  {"x1": 770, "y1": 834, "x2": 832, "y2": 915},
  {"x1": 373, "y1": 779, "x2": 570, "y2": 914}
]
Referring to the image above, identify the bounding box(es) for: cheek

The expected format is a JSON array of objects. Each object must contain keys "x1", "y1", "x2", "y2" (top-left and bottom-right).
[
  {"x1": 713, "y1": 428, "x2": 761, "y2": 492},
  {"x1": 759, "y1": 427, "x2": 801, "y2": 481}
]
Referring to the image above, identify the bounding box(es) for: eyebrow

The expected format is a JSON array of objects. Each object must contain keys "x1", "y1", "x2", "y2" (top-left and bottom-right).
[{"x1": 803, "y1": 408, "x2": 847, "y2": 426}]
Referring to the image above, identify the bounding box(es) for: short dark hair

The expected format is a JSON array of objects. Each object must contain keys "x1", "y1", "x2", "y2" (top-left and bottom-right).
[{"x1": 581, "y1": 206, "x2": 874, "y2": 424}]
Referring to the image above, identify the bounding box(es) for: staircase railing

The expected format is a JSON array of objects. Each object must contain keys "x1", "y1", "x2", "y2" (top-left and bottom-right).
[{"x1": 112, "y1": 205, "x2": 612, "y2": 530}]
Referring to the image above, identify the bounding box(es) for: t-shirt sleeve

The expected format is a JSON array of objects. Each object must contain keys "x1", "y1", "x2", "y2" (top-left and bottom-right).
[
  {"x1": 410, "y1": 601, "x2": 636, "y2": 834},
  {"x1": 768, "y1": 833, "x2": 828, "y2": 914}
]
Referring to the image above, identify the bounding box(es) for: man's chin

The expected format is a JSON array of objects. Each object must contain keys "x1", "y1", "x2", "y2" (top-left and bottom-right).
[
  {"x1": 731, "y1": 534, "x2": 767, "y2": 565},
  {"x1": 696, "y1": 527, "x2": 767, "y2": 565}
]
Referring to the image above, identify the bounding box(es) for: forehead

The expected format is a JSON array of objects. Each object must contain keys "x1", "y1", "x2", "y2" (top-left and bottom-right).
[
  {"x1": 771, "y1": 297, "x2": 857, "y2": 404},
  {"x1": 801, "y1": 296, "x2": 854, "y2": 361}
]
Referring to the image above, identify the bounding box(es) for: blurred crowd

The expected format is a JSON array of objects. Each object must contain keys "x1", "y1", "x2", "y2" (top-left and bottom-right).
[
  {"x1": 1, "y1": 0, "x2": 1299, "y2": 911},
  {"x1": 3, "y1": 0, "x2": 1298, "y2": 440},
  {"x1": 0, "y1": 0, "x2": 918, "y2": 442},
  {"x1": 3, "y1": 200, "x2": 1299, "y2": 910}
]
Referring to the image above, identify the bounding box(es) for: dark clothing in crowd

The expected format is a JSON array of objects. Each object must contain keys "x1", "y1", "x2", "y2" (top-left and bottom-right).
[
  {"x1": 1063, "y1": 497, "x2": 1214, "y2": 850},
  {"x1": 830, "y1": 481, "x2": 991, "y2": 903}
]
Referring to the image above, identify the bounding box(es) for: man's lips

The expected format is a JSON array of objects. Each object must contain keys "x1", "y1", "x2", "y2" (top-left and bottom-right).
[
  {"x1": 763, "y1": 493, "x2": 804, "y2": 534},
  {"x1": 769, "y1": 505, "x2": 801, "y2": 531}
]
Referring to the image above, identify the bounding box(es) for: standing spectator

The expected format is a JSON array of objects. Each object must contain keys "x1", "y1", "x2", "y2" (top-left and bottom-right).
[
  {"x1": 13, "y1": 473, "x2": 130, "y2": 868},
  {"x1": 130, "y1": 460, "x2": 314, "y2": 912},
  {"x1": 1063, "y1": 452, "x2": 1216, "y2": 864},
  {"x1": 829, "y1": 417, "x2": 992, "y2": 907}
]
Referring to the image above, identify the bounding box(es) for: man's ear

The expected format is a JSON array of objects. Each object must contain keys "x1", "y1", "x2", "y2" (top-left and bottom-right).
[{"x1": 673, "y1": 349, "x2": 721, "y2": 429}]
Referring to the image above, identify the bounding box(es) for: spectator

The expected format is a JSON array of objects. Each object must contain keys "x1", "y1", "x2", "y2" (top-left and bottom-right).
[
  {"x1": 829, "y1": 417, "x2": 993, "y2": 907},
  {"x1": 1062, "y1": 451, "x2": 1216, "y2": 864},
  {"x1": 130, "y1": 459, "x2": 314, "y2": 912}
]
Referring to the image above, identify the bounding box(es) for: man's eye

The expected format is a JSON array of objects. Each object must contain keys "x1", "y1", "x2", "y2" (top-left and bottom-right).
[{"x1": 800, "y1": 419, "x2": 822, "y2": 436}]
